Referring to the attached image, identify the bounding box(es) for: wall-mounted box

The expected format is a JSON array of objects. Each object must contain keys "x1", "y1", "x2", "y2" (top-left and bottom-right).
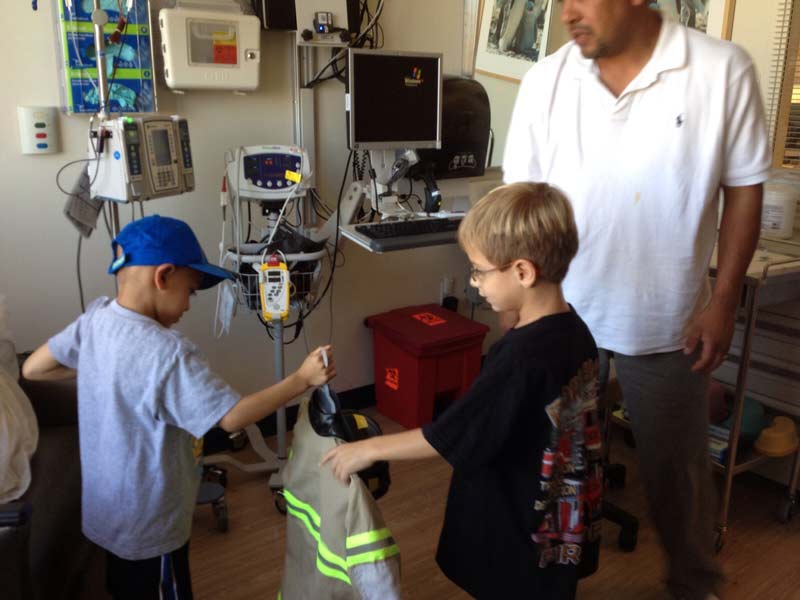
[
  {"x1": 295, "y1": 0, "x2": 360, "y2": 47},
  {"x1": 159, "y1": 5, "x2": 261, "y2": 92},
  {"x1": 17, "y1": 106, "x2": 61, "y2": 155}
]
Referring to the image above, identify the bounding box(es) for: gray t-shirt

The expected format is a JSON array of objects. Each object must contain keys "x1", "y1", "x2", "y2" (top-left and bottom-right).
[{"x1": 48, "y1": 297, "x2": 240, "y2": 560}]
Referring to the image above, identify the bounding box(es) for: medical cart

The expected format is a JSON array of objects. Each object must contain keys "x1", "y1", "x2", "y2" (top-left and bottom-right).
[
  {"x1": 707, "y1": 246, "x2": 800, "y2": 551},
  {"x1": 609, "y1": 246, "x2": 800, "y2": 552}
]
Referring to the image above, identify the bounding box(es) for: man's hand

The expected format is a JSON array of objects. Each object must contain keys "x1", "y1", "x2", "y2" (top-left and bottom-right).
[
  {"x1": 689, "y1": 183, "x2": 762, "y2": 374},
  {"x1": 298, "y1": 345, "x2": 336, "y2": 388},
  {"x1": 321, "y1": 439, "x2": 375, "y2": 485},
  {"x1": 683, "y1": 301, "x2": 736, "y2": 373}
]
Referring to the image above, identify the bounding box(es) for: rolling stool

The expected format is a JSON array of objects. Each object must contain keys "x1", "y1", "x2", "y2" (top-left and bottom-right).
[
  {"x1": 601, "y1": 380, "x2": 639, "y2": 552},
  {"x1": 197, "y1": 465, "x2": 229, "y2": 532}
]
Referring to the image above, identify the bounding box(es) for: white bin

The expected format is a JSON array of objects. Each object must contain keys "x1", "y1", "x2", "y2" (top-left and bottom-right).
[{"x1": 762, "y1": 171, "x2": 800, "y2": 239}]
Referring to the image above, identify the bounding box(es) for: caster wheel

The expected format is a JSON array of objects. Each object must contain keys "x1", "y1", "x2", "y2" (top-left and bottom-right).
[
  {"x1": 618, "y1": 526, "x2": 638, "y2": 552},
  {"x1": 204, "y1": 466, "x2": 228, "y2": 489},
  {"x1": 212, "y1": 501, "x2": 229, "y2": 533},
  {"x1": 274, "y1": 490, "x2": 287, "y2": 516},
  {"x1": 623, "y1": 429, "x2": 636, "y2": 448},
  {"x1": 778, "y1": 496, "x2": 796, "y2": 524},
  {"x1": 606, "y1": 464, "x2": 627, "y2": 490}
]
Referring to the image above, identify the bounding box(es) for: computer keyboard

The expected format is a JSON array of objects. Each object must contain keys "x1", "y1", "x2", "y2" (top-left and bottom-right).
[{"x1": 353, "y1": 216, "x2": 463, "y2": 252}]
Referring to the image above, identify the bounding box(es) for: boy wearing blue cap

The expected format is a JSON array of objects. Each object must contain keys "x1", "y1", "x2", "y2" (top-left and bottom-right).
[{"x1": 22, "y1": 215, "x2": 335, "y2": 600}]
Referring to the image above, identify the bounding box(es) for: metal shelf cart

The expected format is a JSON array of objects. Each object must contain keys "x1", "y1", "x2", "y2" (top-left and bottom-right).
[{"x1": 708, "y1": 247, "x2": 800, "y2": 551}]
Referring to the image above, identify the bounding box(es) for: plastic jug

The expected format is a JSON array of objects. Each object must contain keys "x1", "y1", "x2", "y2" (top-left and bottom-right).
[{"x1": 762, "y1": 171, "x2": 800, "y2": 239}]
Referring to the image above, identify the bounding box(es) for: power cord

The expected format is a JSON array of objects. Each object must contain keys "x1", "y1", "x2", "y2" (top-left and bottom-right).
[{"x1": 258, "y1": 151, "x2": 353, "y2": 341}]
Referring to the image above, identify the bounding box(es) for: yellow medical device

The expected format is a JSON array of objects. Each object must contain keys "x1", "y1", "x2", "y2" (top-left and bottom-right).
[{"x1": 259, "y1": 254, "x2": 291, "y2": 321}]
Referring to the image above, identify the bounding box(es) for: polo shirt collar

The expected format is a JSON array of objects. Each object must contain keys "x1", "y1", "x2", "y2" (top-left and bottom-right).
[{"x1": 568, "y1": 17, "x2": 688, "y2": 91}]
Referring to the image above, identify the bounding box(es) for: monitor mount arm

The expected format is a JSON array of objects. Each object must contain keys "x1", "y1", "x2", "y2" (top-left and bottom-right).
[{"x1": 419, "y1": 169, "x2": 442, "y2": 214}]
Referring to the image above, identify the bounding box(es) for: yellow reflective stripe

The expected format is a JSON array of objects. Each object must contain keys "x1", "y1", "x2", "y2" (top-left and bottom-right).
[
  {"x1": 286, "y1": 505, "x2": 318, "y2": 541},
  {"x1": 285, "y1": 504, "x2": 350, "y2": 583},
  {"x1": 277, "y1": 591, "x2": 281, "y2": 600},
  {"x1": 317, "y1": 555, "x2": 352, "y2": 585},
  {"x1": 282, "y1": 488, "x2": 321, "y2": 527},
  {"x1": 346, "y1": 527, "x2": 393, "y2": 549},
  {"x1": 346, "y1": 544, "x2": 401, "y2": 567},
  {"x1": 284, "y1": 506, "x2": 346, "y2": 568},
  {"x1": 317, "y1": 538, "x2": 348, "y2": 571}
]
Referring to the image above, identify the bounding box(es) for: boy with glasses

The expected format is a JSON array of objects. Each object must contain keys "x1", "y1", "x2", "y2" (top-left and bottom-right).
[{"x1": 322, "y1": 182, "x2": 602, "y2": 599}]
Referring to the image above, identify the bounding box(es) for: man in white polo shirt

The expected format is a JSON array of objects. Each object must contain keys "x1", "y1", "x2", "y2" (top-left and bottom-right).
[{"x1": 503, "y1": 1, "x2": 770, "y2": 599}]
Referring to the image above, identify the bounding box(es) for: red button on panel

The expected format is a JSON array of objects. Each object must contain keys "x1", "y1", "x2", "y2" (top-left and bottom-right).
[{"x1": 35, "y1": 133, "x2": 47, "y2": 139}]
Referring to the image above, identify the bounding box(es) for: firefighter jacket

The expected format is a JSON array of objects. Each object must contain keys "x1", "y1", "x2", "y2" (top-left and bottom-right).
[{"x1": 279, "y1": 399, "x2": 401, "y2": 599}]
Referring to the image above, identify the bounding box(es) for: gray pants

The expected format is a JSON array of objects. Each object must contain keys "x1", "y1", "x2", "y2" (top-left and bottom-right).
[{"x1": 599, "y1": 349, "x2": 723, "y2": 600}]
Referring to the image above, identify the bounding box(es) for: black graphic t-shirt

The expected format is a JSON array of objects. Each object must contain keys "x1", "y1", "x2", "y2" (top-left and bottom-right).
[{"x1": 422, "y1": 307, "x2": 601, "y2": 600}]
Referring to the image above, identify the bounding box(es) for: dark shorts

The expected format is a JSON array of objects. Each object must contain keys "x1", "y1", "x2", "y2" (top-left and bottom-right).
[{"x1": 106, "y1": 541, "x2": 193, "y2": 600}]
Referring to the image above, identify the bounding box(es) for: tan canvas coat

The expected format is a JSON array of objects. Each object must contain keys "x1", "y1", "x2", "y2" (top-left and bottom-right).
[{"x1": 279, "y1": 399, "x2": 401, "y2": 599}]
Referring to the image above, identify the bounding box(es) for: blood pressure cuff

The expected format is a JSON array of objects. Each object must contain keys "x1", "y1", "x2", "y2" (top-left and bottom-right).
[{"x1": 309, "y1": 386, "x2": 391, "y2": 500}]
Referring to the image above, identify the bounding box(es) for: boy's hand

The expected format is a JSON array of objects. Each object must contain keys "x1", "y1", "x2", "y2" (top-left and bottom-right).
[
  {"x1": 321, "y1": 440, "x2": 375, "y2": 485},
  {"x1": 298, "y1": 345, "x2": 336, "y2": 388}
]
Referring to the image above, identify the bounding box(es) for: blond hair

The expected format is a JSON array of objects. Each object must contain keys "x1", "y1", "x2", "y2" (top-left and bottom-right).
[{"x1": 458, "y1": 182, "x2": 578, "y2": 283}]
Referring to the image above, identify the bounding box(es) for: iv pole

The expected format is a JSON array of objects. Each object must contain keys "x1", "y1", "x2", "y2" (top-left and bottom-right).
[
  {"x1": 265, "y1": 40, "x2": 317, "y2": 490},
  {"x1": 90, "y1": 0, "x2": 121, "y2": 236},
  {"x1": 205, "y1": 37, "x2": 317, "y2": 492},
  {"x1": 182, "y1": 34, "x2": 364, "y2": 494}
]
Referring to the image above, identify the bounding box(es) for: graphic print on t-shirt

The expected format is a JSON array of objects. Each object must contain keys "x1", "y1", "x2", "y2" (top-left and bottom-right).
[{"x1": 533, "y1": 359, "x2": 602, "y2": 569}]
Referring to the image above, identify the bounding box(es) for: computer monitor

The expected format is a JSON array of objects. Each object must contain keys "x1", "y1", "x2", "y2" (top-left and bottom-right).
[{"x1": 346, "y1": 49, "x2": 443, "y2": 151}]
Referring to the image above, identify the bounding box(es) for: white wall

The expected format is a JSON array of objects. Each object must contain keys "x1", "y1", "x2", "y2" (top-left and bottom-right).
[
  {"x1": 731, "y1": 0, "x2": 781, "y2": 100},
  {"x1": 478, "y1": 4, "x2": 569, "y2": 167},
  {"x1": 1, "y1": 0, "x2": 502, "y2": 396}
]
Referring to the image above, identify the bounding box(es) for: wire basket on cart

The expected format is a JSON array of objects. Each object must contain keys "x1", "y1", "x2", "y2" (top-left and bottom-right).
[
  {"x1": 236, "y1": 258, "x2": 324, "y2": 312},
  {"x1": 226, "y1": 223, "x2": 329, "y2": 313}
]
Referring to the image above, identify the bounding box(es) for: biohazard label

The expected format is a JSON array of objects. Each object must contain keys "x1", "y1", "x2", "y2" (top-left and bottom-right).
[
  {"x1": 213, "y1": 31, "x2": 237, "y2": 65},
  {"x1": 385, "y1": 368, "x2": 399, "y2": 390},
  {"x1": 411, "y1": 312, "x2": 446, "y2": 326},
  {"x1": 213, "y1": 42, "x2": 237, "y2": 64}
]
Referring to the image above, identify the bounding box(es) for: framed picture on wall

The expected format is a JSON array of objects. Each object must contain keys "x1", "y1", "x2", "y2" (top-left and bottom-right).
[
  {"x1": 475, "y1": 0, "x2": 555, "y2": 83},
  {"x1": 650, "y1": 0, "x2": 709, "y2": 33},
  {"x1": 650, "y1": 0, "x2": 735, "y2": 39}
]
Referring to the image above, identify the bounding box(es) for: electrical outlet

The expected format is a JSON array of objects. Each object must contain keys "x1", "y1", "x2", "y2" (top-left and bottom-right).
[
  {"x1": 450, "y1": 195, "x2": 471, "y2": 213},
  {"x1": 440, "y1": 276, "x2": 455, "y2": 303}
]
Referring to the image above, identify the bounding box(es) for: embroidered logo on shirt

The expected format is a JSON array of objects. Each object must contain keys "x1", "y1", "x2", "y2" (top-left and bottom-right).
[{"x1": 676, "y1": 114, "x2": 685, "y2": 128}]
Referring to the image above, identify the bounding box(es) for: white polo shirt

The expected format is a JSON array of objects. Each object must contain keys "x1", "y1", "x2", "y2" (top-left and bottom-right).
[{"x1": 503, "y1": 19, "x2": 770, "y2": 355}]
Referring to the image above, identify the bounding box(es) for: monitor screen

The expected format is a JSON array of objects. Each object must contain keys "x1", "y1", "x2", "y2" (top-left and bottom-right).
[
  {"x1": 347, "y1": 49, "x2": 442, "y2": 150},
  {"x1": 151, "y1": 129, "x2": 172, "y2": 166}
]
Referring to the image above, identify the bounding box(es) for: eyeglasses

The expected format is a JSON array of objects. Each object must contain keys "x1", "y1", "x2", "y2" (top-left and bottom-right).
[{"x1": 469, "y1": 263, "x2": 511, "y2": 283}]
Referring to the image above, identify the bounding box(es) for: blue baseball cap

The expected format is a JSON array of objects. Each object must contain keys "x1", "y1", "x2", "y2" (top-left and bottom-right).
[{"x1": 108, "y1": 215, "x2": 236, "y2": 290}]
